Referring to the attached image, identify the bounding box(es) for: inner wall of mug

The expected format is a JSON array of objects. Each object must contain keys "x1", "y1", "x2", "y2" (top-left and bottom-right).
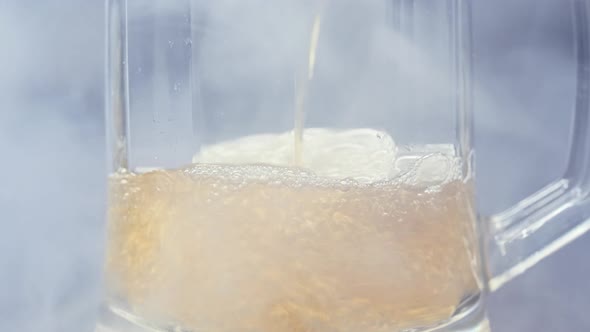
[{"x1": 121, "y1": 0, "x2": 471, "y2": 170}]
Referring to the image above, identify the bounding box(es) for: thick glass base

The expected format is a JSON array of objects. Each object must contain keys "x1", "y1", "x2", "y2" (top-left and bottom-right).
[{"x1": 95, "y1": 296, "x2": 490, "y2": 332}]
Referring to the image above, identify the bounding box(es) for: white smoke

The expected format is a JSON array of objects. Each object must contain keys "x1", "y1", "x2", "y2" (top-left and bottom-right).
[
  {"x1": 0, "y1": 1, "x2": 105, "y2": 332},
  {"x1": 1, "y1": 0, "x2": 588, "y2": 331}
]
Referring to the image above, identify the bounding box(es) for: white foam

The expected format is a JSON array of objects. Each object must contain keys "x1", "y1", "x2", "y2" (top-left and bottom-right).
[
  {"x1": 394, "y1": 144, "x2": 460, "y2": 185},
  {"x1": 193, "y1": 128, "x2": 398, "y2": 182}
]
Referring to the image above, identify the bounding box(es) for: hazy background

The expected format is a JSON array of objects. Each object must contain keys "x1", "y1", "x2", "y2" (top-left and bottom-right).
[{"x1": 1, "y1": 0, "x2": 589, "y2": 331}]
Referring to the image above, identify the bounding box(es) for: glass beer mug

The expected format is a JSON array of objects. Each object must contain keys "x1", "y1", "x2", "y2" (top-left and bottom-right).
[{"x1": 100, "y1": 0, "x2": 590, "y2": 331}]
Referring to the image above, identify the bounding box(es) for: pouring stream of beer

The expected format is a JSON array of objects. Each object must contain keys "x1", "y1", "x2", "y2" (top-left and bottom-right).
[{"x1": 293, "y1": 8, "x2": 323, "y2": 166}]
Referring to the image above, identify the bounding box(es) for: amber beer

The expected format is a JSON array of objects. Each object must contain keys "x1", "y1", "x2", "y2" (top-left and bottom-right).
[{"x1": 106, "y1": 129, "x2": 481, "y2": 332}]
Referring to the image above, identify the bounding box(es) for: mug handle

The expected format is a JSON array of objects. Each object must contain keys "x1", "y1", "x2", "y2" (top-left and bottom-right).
[{"x1": 485, "y1": 0, "x2": 590, "y2": 291}]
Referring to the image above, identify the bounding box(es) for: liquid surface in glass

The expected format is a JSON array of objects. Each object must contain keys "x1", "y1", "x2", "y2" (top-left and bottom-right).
[{"x1": 106, "y1": 129, "x2": 481, "y2": 332}]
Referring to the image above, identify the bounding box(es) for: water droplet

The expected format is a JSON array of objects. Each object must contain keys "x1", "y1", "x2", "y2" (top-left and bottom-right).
[{"x1": 168, "y1": 40, "x2": 174, "y2": 48}]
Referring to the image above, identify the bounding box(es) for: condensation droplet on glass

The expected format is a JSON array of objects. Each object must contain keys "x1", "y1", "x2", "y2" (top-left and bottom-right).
[
  {"x1": 184, "y1": 38, "x2": 192, "y2": 46},
  {"x1": 173, "y1": 82, "x2": 181, "y2": 91},
  {"x1": 168, "y1": 40, "x2": 174, "y2": 48}
]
